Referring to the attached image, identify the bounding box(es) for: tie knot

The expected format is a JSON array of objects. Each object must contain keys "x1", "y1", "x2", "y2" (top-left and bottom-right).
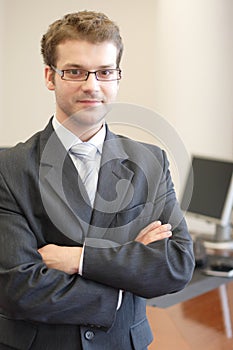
[{"x1": 70, "y1": 143, "x2": 97, "y2": 162}]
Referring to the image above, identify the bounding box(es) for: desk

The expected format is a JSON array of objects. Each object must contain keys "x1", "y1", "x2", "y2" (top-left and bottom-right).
[
  {"x1": 146, "y1": 268, "x2": 233, "y2": 350},
  {"x1": 148, "y1": 268, "x2": 233, "y2": 308}
]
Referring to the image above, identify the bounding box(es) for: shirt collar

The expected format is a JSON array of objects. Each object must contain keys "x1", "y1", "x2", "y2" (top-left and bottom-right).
[{"x1": 52, "y1": 115, "x2": 106, "y2": 154}]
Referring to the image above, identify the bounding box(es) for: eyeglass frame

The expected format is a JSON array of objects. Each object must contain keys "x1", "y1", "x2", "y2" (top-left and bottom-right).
[{"x1": 50, "y1": 65, "x2": 122, "y2": 82}]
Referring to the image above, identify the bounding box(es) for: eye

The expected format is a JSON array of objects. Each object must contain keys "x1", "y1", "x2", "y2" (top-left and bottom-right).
[
  {"x1": 63, "y1": 69, "x2": 87, "y2": 80},
  {"x1": 99, "y1": 69, "x2": 113, "y2": 76},
  {"x1": 68, "y1": 69, "x2": 84, "y2": 76},
  {"x1": 97, "y1": 69, "x2": 117, "y2": 80}
]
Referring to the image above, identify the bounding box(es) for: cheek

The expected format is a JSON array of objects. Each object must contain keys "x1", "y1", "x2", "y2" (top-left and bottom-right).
[
  {"x1": 55, "y1": 84, "x2": 78, "y2": 99},
  {"x1": 104, "y1": 84, "x2": 119, "y2": 100}
]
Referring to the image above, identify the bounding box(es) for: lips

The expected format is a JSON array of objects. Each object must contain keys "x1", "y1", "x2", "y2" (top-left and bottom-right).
[{"x1": 78, "y1": 100, "x2": 102, "y2": 104}]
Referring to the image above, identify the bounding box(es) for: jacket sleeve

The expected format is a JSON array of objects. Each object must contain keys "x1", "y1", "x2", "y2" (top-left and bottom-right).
[
  {"x1": 0, "y1": 171, "x2": 119, "y2": 329},
  {"x1": 82, "y1": 150, "x2": 195, "y2": 298}
]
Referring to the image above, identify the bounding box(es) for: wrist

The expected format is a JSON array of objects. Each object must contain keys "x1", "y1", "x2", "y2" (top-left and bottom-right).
[{"x1": 69, "y1": 246, "x2": 82, "y2": 274}]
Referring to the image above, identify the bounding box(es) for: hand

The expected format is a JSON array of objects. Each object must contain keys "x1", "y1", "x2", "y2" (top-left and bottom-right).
[
  {"x1": 135, "y1": 221, "x2": 172, "y2": 245},
  {"x1": 38, "y1": 244, "x2": 82, "y2": 275}
]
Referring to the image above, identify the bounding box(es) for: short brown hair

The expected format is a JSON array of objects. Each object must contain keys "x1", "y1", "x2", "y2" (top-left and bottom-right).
[{"x1": 41, "y1": 11, "x2": 123, "y2": 68}]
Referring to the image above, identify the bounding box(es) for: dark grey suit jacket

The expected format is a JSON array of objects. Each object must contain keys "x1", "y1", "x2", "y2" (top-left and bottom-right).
[{"x1": 0, "y1": 120, "x2": 195, "y2": 349}]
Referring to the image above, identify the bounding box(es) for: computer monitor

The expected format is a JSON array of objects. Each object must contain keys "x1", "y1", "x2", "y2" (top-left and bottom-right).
[{"x1": 181, "y1": 156, "x2": 233, "y2": 243}]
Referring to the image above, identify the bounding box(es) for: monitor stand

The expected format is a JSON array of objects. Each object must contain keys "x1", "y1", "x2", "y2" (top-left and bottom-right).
[{"x1": 201, "y1": 224, "x2": 233, "y2": 250}]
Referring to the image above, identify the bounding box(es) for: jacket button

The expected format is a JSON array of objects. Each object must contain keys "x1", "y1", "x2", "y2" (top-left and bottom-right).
[{"x1": 84, "y1": 330, "x2": 95, "y2": 340}]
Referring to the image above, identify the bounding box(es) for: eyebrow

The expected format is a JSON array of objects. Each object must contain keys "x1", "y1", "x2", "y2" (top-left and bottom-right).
[{"x1": 61, "y1": 63, "x2": 117, "y2": 70}]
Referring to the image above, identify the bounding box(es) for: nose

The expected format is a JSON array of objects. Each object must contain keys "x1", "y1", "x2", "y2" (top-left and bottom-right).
[{"x1": 81, "y1": 72, "x2": 101, "y2": 92}]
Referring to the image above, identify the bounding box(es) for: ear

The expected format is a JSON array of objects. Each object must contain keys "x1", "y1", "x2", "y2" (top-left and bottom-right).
[{"x1": 45, "y1": 66, "x2": 55, "y2": 91}]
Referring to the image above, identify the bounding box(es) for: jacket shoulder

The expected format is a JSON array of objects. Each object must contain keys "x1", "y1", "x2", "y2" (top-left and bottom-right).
[
  {"x1": 108, "y1": 129, "x2": 166, "y2": 164},
  {"x1": 0, "y1": 120, "x2": 53, "y2": 174}
]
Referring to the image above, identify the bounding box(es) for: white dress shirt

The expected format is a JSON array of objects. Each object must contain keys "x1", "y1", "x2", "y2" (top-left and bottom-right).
[
  {"x1": 52, "y1": 116, "x2": 122, "y2": 310},
  {"x1": 52, "y1": 116, "x2": 105, "y2": 170}
]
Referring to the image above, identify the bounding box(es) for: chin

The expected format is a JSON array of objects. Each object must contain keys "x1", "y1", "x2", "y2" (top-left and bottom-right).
[{"x1": 71, "y1": 104, "x2": 108, "y2": 126}]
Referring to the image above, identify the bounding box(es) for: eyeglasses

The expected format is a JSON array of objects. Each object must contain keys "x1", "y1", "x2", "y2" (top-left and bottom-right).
[{"x1": 50, "y1": 65, "x2": 121, "y2": 82}]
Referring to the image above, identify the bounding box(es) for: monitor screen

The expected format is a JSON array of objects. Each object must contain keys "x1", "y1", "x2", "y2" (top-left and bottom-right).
[{"x1": 181, "y1": 156, "x2": 233, "y2": 226}]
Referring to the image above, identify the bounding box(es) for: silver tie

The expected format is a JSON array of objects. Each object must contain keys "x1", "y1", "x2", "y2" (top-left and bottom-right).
[{"x1": 70, "y1": 143, "x2": 98, "y2": 206}]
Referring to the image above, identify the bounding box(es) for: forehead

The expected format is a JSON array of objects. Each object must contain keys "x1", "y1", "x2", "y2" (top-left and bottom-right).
[{"x1": 56, "y1": 39, "x2": 118, "y2": 68}]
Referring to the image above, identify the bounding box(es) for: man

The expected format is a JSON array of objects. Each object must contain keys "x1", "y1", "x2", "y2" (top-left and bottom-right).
[{"x1": 0, "y1": 11, "x2": 194, "y2": 350}]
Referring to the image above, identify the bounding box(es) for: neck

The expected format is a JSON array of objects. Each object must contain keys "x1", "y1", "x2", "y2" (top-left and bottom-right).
[
  {"x1": 56, "y1": 105, "x2": 108, "y2": 141},
  {"x1": 56, "y1": 115, "x2": 104, "y2": 141},
  {"x1": 78, "y1": 123, "x2": 104, "y2": 142}
]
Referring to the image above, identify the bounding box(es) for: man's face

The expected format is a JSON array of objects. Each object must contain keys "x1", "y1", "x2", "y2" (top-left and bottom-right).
[{"x1": 45, "y1": 39, "x2": 120, "y2": 131}]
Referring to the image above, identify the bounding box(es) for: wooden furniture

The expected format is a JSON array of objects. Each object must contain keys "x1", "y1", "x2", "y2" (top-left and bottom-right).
[{"x1": 147, "y1": 269, "x2": 233, "y2": 350}]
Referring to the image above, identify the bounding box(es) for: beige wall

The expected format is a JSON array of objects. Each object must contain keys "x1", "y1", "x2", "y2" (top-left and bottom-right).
[
  {"x1": 1, "y1": 0, "x2": 232, "y2": 164},
  {"x1": 152, "y1": 0, "x2": 233, "y2": 162}
]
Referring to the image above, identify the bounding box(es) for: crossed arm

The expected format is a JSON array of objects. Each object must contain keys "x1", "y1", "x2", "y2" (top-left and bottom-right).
[{"x1": 38, "y1": 221, "x2": 172, "y2": 274}]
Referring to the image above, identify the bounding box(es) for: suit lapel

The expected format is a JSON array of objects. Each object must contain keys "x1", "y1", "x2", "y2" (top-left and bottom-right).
[
  {"x1": 38, "y1": 121, "x2": 92, "y2": 244},
  {"x1": 88, "y1": 131, "x2": 134, "y2": 239}
]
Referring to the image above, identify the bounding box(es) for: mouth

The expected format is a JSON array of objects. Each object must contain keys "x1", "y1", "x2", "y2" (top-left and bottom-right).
[{"x1": 77, "y1": 100, "x2": 103, "y2": 107}]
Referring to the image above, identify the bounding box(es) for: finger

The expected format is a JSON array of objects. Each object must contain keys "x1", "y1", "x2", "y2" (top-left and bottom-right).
[
  {"x1": 155, "y1": 223, "x2": 172, "y2": 234},
  {"x1": 138, "y1": 220, "x2": 161, "y2": 237},
  {"x1": 138, "y1": 222, "x2": 171, "y2": 240},
  {"x1": 136, "y1": 222, "x2": 172, "y2": 245},
  {"x1": 145, "y1": 230, "x2": 172, "y2": 245}
]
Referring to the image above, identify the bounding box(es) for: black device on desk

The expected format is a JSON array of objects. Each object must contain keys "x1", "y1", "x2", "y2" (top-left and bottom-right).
[
  {"x1": 193, "y1": 236, "x2": 233, "y2": 277},
  {"x1": 203, "y1": 253, "x2": 233, "y2": 277}
]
